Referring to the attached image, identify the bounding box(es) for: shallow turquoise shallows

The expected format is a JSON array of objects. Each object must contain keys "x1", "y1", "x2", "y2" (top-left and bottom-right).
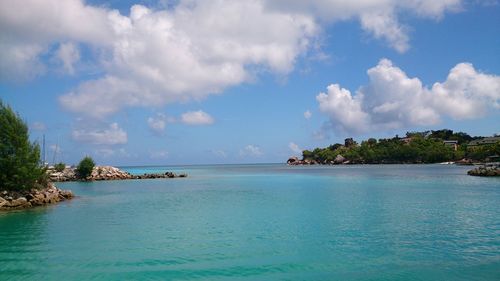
[{"x1": 1, "y1": 164, "x2": 499, "y2": 280}]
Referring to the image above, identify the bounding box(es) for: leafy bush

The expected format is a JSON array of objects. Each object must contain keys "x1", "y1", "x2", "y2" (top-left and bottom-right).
[
  {"x1": 54, "y1": 162, "x2": 66, "y2": 172},
  {"x1": 0, "y1": 100, "x2": 46, "y2": 190},
  {"x1": 76, "y1": 156, "x2": 95, "y2": 179}
]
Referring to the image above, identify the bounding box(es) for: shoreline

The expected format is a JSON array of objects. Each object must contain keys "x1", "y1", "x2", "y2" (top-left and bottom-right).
[
  {"x1": 49, "y1": 165, "x2": 188, "y2": 182},
  {"x1": 0, "y1": 183, "x2": 73, "y2": 211}
]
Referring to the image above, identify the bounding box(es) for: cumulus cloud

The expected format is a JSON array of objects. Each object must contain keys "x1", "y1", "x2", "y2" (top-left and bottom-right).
[
  {"x1": 0, "y1": 0, "x2": 466, "y2": 115},
  {"x1": 181, "y1": 110, "x2": 214, "y2": 125},
  {"x1": 56, "y1": 42, "x2": 80, "y2": 74},
  {"x1": 359, "y1": 11, "x2": 409, "y2": 53},
  {"x1": 0, "y1": 0, "x2": 111, "y2": 80},
  {"x1": 147, "y1": 113, "x2": 172, "y2": 135},
  {"x1": 317, "y1": 59, "x2": 500, "y2": 135},
  {"x1": 304, "y1": 110, "x2": 312, "y2": 119},
  {"x1": 288, "y1": 142, "x2": 302, "y2": 154},
  {"x1": 72, "y1": 122, "x2": 127, "y2": 145},
  {"x1": 266, "y1": 0, "x2": 462, "y2": 53},
  {"x1": 240, "y1": 145, "x2": 263, "y2": 157},
  {"x1": 53, "y1": 1, "x2": 317, "y2": 117}
]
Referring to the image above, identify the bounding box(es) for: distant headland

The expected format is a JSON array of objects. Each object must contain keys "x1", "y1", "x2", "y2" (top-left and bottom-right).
[{"x1": 287, "y1": 129, "x2": 499, "y2": 175}]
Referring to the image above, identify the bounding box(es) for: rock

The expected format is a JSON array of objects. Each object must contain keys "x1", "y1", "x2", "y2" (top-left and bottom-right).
[
  {"x1": 48, "y1": 165, "x2": 186, "y2": 182},
  {"x1": 1, "y1": 184, "x2": 74, "y2": 211},
  {"x1": 9, "y1": 197, "x2": 28, "y2": 207},
  {"x1": 468, "y1": 163, "x2": 500, "y2": 177},
  {"x1": 334, "y1": 154, "x2": 346, "y2": 164},
  {"x1": 0, "y1": 197, "x2": 7, "y2": 208},
  {"x1": 287, "y1": 157, "x2": 299, "y2": 165}
]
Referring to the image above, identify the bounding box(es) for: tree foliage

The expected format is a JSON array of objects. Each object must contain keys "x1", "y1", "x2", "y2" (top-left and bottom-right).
[
  {"x1": 0, "y1": 100, "x2": 46, "y2": 190},
  {"x1": 301, "y1": 129, "x2": 498, "y2": 164},
  {"x1": 54, "y1": 162, "x2": 66, "y2": 172},
  {"x1": 76, "y1": 156, "x2": 95, "y2": 179}
]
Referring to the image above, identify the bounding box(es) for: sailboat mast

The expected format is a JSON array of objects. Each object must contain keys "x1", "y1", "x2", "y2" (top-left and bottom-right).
[{"x1": 42, "y1": 134, "x2": 46, "y2": 165}]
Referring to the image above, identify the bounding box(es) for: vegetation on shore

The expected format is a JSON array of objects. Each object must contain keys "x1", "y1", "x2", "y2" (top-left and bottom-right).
[
  {"x1": 298, "y1": 129, "x2": 499, "y2": 165},
  {"x1": 0, "y1": 100, "x2": 47, "y2": 191},
  {"x1": 76, "y1": 156, "x2": 95, "y2": 179}
]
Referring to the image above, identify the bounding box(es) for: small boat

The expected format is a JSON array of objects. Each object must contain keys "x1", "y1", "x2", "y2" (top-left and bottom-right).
[{"x1": 439, "y1": 161, "x2": 454, "y2": 165}]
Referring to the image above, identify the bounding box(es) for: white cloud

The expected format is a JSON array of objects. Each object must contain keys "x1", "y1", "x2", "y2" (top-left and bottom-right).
[
  {"x1": 49, "y1": 144, "x2": 62, "y2": 154},
  {"x1": 211, "y1": 149, "x2": 227, "y2": 158},
  {"x1": 317, "y1": 59, "x2": 500, "y2": 135},
  {"x1": 240, "y1": 145, "x2": 263, "y2": 157},
  {"x1": 55, "y1": 1, "x2": 318, "y2": 117},
  {"x1": 288, "y1": 142, "x2": 302, "y2": 154},
  {"x1": 266, "y1": 0, "x2": 462, "y2": 53},
  {"x1": 149, "y1": 150, "x2": 169, "y2": 159},
  {"x1": 181, "y1": 110, "x2": 214, "y2": 125},
  {"x1": 31, "y1": 121, "x2": 46, "y2": 131},
  {"x1": 359, "y1": 11, "x2": 409, "y2": 53},
  {"x1": 0, "y1": 0, "x2": 111, "y2": 80},
  {"x1": 95, "y1": 148, "x2": 130, "y2": 158},
  {"x1": 147, "y1": 113, "x2": 170, "y2": 135},
  {"x1": 56, "y1": 42, "x2": 80, "y2": 74},
  {"x1": 72, "y1": 122, "x2": 127, "y2": 145},
  {"x1": 0, "y1": 0, "x2": 466, "y2": 116},
  {"x1": 304, "y1": 110, "x2": 312, "y2": 119}
]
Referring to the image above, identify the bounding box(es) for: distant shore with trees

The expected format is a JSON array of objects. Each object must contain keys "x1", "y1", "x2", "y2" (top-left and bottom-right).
[{"x1": 288, "y1": 129, "x2": 499, "y2": 165}]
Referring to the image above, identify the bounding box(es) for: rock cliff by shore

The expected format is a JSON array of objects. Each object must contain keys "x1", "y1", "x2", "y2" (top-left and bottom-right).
[{"x1": 0, "y1": 183, "x2": 73, "y2": 211}]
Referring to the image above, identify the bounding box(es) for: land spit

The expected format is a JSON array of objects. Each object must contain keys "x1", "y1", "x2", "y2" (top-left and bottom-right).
[{"x1": 48, "y1": 166, "x2": 187, "y2": 182}]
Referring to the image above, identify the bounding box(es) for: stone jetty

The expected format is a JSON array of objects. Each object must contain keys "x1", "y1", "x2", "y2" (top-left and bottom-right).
[
  {"x1": 467, "y1": 163, "x2": 500, "y2": 177},
  {"x1": 48, "y1": 166, "x2": 187, "y2": 182},
  {"x1": 0, "y1": 183, "x2": 73, "y2": 211}
]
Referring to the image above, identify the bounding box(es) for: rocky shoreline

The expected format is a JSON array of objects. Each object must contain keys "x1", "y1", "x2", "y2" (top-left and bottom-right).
[
  {"x1": 467, "y1": 163, "x2": 500, "y2": 177},
  {"x1": 48, "y1": 166, "x2": 187, "y2": 182},
  {"x1": 0, "y1": 183, "x2": 74, "y2": 211}
]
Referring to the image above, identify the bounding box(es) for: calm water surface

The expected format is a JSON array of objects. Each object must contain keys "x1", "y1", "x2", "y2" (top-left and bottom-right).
[{"x1": 1, "y1": 164, "x2": 499, "y2": 280}]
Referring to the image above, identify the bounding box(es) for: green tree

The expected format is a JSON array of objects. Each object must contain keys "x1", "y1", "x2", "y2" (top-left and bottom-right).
[
  {"x1": 76, "y1": 156, "x2": 95, "y2": 179},
  {"x1": 0, "y1": 100, "x2": 46, "y2": 190},
  {"x1": 54, "y1": 162, "x2": 66, "y2": 172}
]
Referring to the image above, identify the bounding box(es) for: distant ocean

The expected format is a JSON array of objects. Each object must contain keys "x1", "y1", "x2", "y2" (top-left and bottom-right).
[{"x1": 1, "y1": 164, "x2": 499, "y2": 280}]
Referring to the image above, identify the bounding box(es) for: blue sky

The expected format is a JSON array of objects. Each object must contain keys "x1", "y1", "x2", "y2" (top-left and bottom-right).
[{"x1": 1, "y1": 0, "x2": 499, "y2": 165}]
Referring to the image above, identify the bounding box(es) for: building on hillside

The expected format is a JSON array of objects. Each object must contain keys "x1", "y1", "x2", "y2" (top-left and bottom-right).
[
  {"x1": 400, "y1": 137, "x2": 413, "y2": 144},
  {"x1": 468, "y1": 136, "x2": 500, "y2": 147},
  {"x1": 443, "y1": 140, "x2": 458, "y2": 151}
]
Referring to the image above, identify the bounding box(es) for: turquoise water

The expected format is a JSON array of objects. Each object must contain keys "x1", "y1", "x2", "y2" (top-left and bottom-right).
[{"x1": 1, "y1": 164, "x2": 499, "y2": 280}]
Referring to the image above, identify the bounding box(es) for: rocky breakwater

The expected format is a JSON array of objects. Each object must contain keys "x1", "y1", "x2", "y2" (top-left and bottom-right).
[
  {"x1": 49, "y1": 166, "x2": 187, "y2": 182},
  {"x1": 467, "y1": 163, "x2": 500, "y2": 177},
  {"x1": 135, "y1": 172, "x2": 187, "y2": 179},
  {"x1": 0, "y1": 183, "x2": 74, "y2": 211},
  {"x1": 287, "y1": 154, "x2": 349, "y2": 165}
]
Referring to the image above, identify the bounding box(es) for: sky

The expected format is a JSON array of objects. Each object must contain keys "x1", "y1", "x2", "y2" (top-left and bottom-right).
[{"x1": 1, "y1": 0, "x2": 499, "y2": 166}]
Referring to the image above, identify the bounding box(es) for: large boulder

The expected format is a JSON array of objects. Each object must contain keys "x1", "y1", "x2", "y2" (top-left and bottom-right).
[
  {"x1": 468, "y1": 164, "x2": 500, "y2": 177},
  {"x1": 287, "y1": 157, "x2": 299, "y2": 165},
  {"x1": 334, "y1": 154, "x2": 346, "y2": 164},
  {"x1": 0, "y1": 196, "x2": 8, "y2": 208}
]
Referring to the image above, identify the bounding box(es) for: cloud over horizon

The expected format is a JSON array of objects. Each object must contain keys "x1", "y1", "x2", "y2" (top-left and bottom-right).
[
  {"x1": 181, "y1": 110, "x2": 214, "y2": 125},
  {"x1": 72, "y1": 122, "x2": 128, "y2": 145},
  {"x1": 317, "y1": 59, "x2": 500, "y2": 135}
]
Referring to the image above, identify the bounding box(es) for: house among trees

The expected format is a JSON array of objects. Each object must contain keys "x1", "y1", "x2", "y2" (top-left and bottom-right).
[
  {"x1": 468, "y1": 136, "x2": 500, "y2": 147},
  {"x1": 443, "y1": 140, "x2": 458, "y2": 151}
]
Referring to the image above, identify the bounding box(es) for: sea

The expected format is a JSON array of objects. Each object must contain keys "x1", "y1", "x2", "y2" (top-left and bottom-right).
[{"x1": 0, "y1": 164, "x2": 499, "y2": 280}]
